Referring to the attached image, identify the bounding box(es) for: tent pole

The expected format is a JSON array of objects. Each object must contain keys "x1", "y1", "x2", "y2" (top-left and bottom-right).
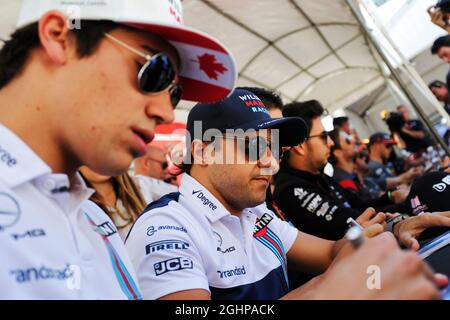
[{"x1": 346, "y1": 0, "x2": 450, "y2": 157}]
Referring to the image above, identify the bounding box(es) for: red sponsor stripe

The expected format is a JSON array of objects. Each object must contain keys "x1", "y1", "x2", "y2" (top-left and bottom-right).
[
  {"x1": 254, "y1": 226, "x2": 267, "y2": 238},
  {"x1": 179, "y1": 76, "x2": 232, "y2": 103},
  {"x1": 262, "y1": 234, "x2": 286, "y2": 264},
  {"x1": 339, "y1": 179, "x2": 359, "y2": 192},
  {"x1": 124, "y1": 23, "x2": 227, "y2": 53},
  {"x1": 109, "y1": 242, "x2": 139, "y2": 300}
]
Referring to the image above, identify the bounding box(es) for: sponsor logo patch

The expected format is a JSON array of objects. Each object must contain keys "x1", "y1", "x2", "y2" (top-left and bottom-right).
[
  {"x1": 145, "y1": 240, "x2": 189, "y2": 255},
  {"x1": 154, "y1": 257, "x2": 193, "y2": 276}
]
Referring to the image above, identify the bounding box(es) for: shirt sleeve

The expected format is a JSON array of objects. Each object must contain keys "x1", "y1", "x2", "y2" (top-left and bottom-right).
[
  {"x1": 125, "y1": 206, "x2": 210, "y2": 300},
  {"x1": 263, "y1": 208, "x2": 299, "y2": 253}
]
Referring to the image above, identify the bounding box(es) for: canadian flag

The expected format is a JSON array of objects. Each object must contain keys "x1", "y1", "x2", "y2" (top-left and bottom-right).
[{"x1": 171, "y1": 41, "x2": 236, "y2": 102}]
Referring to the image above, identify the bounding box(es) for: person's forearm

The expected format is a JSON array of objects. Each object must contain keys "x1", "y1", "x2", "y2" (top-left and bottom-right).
[
  {"x1": 331, "y1": 238, "x2": 349, "y2": 260},
  {"x1": 280, "y1": 274, "x2": 325, "y2": 300},
  {"x1": 385, "y1": 177, "x2": 401, "y2": 189},
  {"x1": 402, "y1": 128, "x2": 425, "y2": 139}
]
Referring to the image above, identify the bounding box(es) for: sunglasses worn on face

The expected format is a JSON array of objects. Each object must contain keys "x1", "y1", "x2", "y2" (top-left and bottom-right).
[
  {"x1": 104, "y1": 33, "x2": 182, "y2": 108},
  {"x1": 306, "y1": 131, "x2": 329, "y2": 144},
  {"x1": 223, "y1": 135, "x2": 277, "y2": 162}
]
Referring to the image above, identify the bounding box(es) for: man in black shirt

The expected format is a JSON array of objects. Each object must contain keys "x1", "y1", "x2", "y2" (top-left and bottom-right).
[
  {"x1": 273, "y1": 101, "x2": 385, "y2": 241},
  {"x1": 396, "y1": 105, "x2": 432, "y2": 154}
]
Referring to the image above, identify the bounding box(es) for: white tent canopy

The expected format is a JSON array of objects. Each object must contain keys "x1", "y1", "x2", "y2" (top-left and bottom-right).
[{"x1": 182, "y1": 0, "x2": 383, "y2": 114}]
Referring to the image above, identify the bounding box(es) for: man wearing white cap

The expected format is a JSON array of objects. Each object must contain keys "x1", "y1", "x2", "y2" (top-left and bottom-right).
[{"x1": 0, "y1": 0, "x2": 236, "y2": 299}]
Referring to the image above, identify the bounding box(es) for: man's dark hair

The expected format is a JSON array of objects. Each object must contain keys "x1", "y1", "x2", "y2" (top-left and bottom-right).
[
  {"x1": 283, "y1": 100, "x2": 325, "y2": 136},
  {"x1": 428, "y1": 80, "x2": 446, "y2": 89},
  {"x1": 0, "y1": 20, "x2": 120, "y2": 90},
  {"x1": 238, "y1": 86, "x2": 283, "y2": 111},
  {"x1": 431, "y1": 35, "x2": 450, "y2": 55},
  {"x1": 328, "y1": 129, "x2": 341, "y2": 166},
  {"x1": 333, "y1": 116, "x2": 349, "y2": 130}
]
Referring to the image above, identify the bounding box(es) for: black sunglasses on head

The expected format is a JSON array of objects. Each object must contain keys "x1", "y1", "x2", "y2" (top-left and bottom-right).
[{"x1": 105, "y1": 33, "x2": 183, "y2": 108}]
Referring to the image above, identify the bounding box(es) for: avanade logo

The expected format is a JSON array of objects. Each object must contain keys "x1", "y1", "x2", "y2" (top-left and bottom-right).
[{"x1": 192, "y1": 189, "x2": 217, "y2": 211}]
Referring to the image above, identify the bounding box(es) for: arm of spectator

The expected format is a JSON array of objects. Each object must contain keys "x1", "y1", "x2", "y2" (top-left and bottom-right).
[
  {"x1": 398, "y1": 167, "x2": 422, "y2": 185},
  {"x1": 393, "y1": 211, "x2": 450, "y2": 250},
  {"x1": 390, "y1": 185, "x2": 410, "y2": 204},
  {"x1": 356, "y1": 207, "x2": 387, "y2": 234},
  {"x1": 401, "y1": 126, "x2": 426, "y2": 139},
  {"x1": 282, "y1": 232, "x2": 446, "y2": 299}
]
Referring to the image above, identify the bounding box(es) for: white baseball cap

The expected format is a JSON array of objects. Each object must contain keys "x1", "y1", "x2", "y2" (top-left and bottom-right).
[{"x1": 17, "y1": 0, "x2": 237, "y2": 103}]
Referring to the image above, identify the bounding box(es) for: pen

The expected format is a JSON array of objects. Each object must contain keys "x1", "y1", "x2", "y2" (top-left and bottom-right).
[{"x1": 345, "y1": 226, "x2": 365, "y2": 249}]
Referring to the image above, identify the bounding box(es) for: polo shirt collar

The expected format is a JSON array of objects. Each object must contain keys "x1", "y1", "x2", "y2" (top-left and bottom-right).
[
  {"x1": 0, "y1": 124, "x2": 51, "y2": 188},
  {"x1": 180, "y1": 173, "x2": 231, "y2": 223}
]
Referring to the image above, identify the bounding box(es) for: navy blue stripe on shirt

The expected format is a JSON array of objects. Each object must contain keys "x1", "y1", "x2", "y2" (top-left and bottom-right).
[
  {"x1": 209, "y1": 265, "x2": 289, "y2": 300},
  {"x1": 124, "y1": 192, "x2": 180, "y2": 243}
]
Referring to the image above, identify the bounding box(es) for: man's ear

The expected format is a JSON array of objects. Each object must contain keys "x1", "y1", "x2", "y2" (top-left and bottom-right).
[
  {"x1": 333, "y1": 148, "x2": 342, "y2": 159},
  {"x1": 192, "y1": 140, "x2": 207, "y2": 167},
  {"x1": 292, "y1": 144, "x2": 305, "y2": 156},
  {"x1": 38, "y1": 11, "x2": 73, "y2": 65}
]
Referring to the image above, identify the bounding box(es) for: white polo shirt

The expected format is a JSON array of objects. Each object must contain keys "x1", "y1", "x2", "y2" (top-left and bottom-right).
[
  {"x1": 125, "y1": 173, "x2": 298, "y2": 300},
  {"x1": 0, "y1": 125, "x2": 141, "y2": 299}
]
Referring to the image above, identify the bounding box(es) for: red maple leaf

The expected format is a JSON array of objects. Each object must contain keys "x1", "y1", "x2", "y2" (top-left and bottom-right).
[{"x1": 195, "y1": 53, "x2": 228, "y2": 80}]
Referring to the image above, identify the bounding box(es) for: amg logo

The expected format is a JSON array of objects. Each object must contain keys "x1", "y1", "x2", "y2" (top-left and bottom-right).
[
  {"x1": 217, "y1": 265, "x2": 246, "y2": 278},
  {"x1": 217, "y1": 246, "x2": 236, "y2": 254},
  {"x1": 254, "y1": 213, "x2": 273, "y2": 234},
  {"x1": 146, "y1": 240, "x2": 190, "y2": 255}
]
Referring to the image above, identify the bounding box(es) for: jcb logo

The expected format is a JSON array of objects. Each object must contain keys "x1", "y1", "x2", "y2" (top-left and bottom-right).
[{"x1": 154, "y1": 257, "x2": 193, "y2": 276}]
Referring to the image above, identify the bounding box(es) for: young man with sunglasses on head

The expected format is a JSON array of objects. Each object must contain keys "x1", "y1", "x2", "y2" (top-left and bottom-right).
[
  {"x1": 0, "y1": 0, "x2": 235, "y2": 299},
  {"x1": 126, "y1": 90, "x2": 448, "y2": 300}
]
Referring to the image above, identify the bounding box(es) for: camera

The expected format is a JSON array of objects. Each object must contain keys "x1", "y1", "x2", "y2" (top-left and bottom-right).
[
  {"x1": 436, "y1": 0, "x2": 450, "y2": 14},
  {"x1": 384, "y1": 112, "x2": 405, "y2": 133}
]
